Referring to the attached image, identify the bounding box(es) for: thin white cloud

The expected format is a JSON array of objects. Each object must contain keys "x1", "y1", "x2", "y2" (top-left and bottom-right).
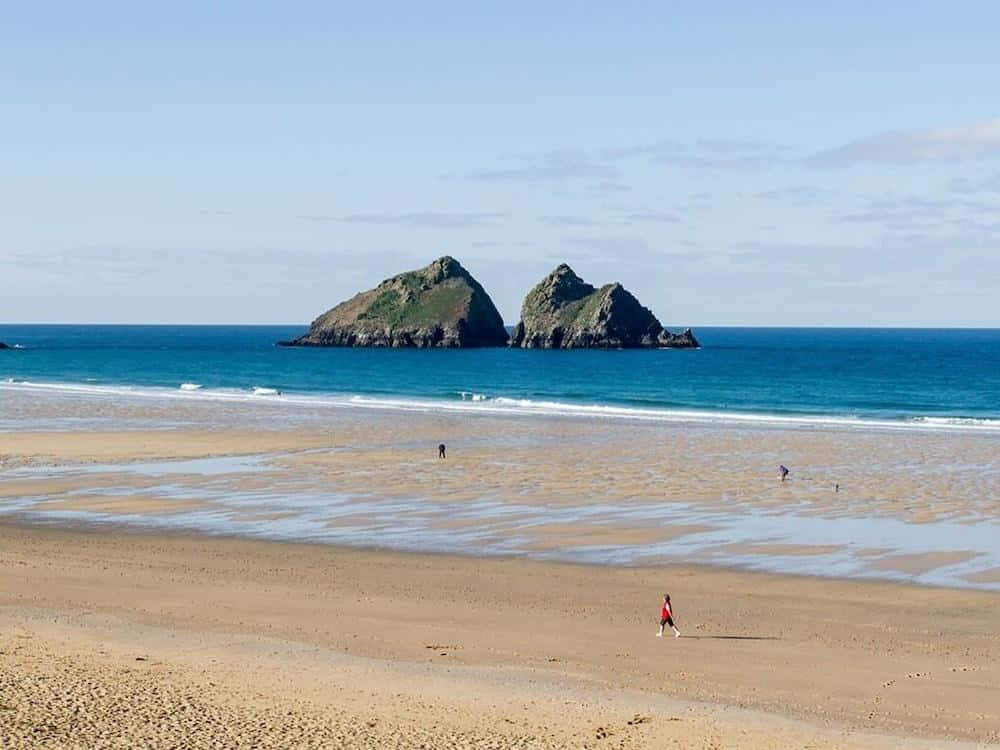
[
  {"x1": 464, "y1": 150, "x2": 618, "y2": 182},
  {"x1": 303, "y1": 212, "x2": 508, "y2": 228},
  {"x1": 829, "y1": 195, "x2": 997, "y2": 230},
  {"x1": 806, "y1": 118, "x2": 1000, "y2": 167},
  {"x1": 538, "y1": 215, "x2": 600, "y2": 227},
  {"x1": 7, "y1": 246, "x2": 332, "y2": 272},
  {"x1": 950, "y1": 172, "x2": 1000, "y2": 193},
  {"x1": 565, "y1": 234, "x2": 653, "y2": 260},
  {"x1": 602, "y1": 138, "x2": 790, "y2": 170},
  {"x1": 754, "y1": 185, "x2": 838, "y2": 204},
  {"x1": 592, "y1": 181, "x2": 632, "y2": 194},
  {"x1": 464, "y1": 139, "x2": 791, "y2": 186},
  {"x1": 622, "y1": 210, "x2": 680, "y2": 223}
]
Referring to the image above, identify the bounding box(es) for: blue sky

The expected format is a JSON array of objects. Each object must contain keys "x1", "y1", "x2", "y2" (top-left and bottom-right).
[{"x1": 3, "y1": 2, "x2": 1000, "y2": 325}]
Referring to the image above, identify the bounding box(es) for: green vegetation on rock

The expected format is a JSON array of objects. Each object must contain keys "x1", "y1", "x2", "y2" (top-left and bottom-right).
[
  {"x1": 283, "y1": 256, "x2": 508, "y2": 348},
  {"x1": 509, "y1": 264, "x2": 699, "y2": 349}
]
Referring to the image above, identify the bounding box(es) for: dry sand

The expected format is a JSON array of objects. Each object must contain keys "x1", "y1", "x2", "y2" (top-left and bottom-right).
[{"x1": 1, "y1": 524, "x2": 998, "y2": 749}]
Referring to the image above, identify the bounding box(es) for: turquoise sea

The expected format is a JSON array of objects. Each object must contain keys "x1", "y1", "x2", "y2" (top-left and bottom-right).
[
  {"x1": 2, "y1": 325, "x2": 1000, "y2": 429},
  {"x1": 3, "y1": 325, "x2": 1000, "y2": 429}
]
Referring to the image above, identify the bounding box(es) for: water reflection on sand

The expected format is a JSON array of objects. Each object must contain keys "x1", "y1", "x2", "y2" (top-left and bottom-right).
[{"x1": 2, "y1": 386, "x2": 999, "y2": 590}]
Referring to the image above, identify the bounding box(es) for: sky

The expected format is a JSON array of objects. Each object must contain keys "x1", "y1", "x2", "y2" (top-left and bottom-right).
[{"x1": 3, "y1": 1, "x2": 1000, "y2": 326}]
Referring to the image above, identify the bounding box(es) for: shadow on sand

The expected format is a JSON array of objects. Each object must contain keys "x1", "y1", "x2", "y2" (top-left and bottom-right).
[{"x1": 682, "y1": 635, "x2": 781, "y2": 641}]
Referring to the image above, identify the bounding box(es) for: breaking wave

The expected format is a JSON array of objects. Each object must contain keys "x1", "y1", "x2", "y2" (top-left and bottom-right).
[
  {"x1": 3, "y1": 379, "x2": 1000, "y2": 433},
  {"x1": 251, "y1": 386, "x2": 281, "y2": 396}
]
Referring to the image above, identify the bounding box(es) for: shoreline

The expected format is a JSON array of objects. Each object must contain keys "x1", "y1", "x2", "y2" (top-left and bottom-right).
[
  {"x1": 5, "y1": 379, "x2": 1000, "y2": 435},
  {"x1": 2, "y1": 522, "x2": 998, "y2": 748}
]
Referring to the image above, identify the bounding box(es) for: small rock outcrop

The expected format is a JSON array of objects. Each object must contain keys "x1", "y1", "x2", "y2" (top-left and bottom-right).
[
  {"x1": 656, "y1": 327, "x2": 699, "y2": 348},
  {"x1": 508, "y1": 264, "x2": 699, "y2": 349},
  {"x1": 281, "y1": 256, "x2": 508, "y2": 348},
  {"x1": 0, "y1": 342, "x2": 8, "y2": 349}
]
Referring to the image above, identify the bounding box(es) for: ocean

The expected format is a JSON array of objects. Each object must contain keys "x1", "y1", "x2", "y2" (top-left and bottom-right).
[{"x1": 2, "y1": 325, "x2": 1000, "y2": 430}]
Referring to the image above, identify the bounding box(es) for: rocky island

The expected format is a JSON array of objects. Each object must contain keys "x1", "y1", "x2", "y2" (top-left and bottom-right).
[
  {"x1": 281, "y1": 256, "x2": 508, "y2": 348},
  {"x1": 509, "y1": 264, "x2": 699, "y2": 349}
]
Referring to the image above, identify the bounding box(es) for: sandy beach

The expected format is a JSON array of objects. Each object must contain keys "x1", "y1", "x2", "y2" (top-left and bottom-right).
[
  {"x1": 2, "y1": 524, "x2": 999, "y2": 749},
  {"x1": 2, "y1": 390, "x2": 999, "y2": 747}
]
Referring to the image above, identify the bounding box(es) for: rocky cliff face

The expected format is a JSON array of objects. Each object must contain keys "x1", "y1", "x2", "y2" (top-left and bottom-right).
[
  {"x1": 508, "y1": 264, "x2": 699, "y2": 349},
  {"x1": 282, "y1": 256, "x2": 508, "y2": 348}
]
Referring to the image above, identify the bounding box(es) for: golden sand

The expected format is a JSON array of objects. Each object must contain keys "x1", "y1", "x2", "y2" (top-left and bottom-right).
[{"x1": 1, "y1": 525, "x2": 997, "y2": 749}]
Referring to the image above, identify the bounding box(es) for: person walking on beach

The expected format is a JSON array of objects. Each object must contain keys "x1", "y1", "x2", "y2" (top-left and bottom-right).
[
  {"x1": 779, "y1": 464, "x2": 789, "y2": 481},
  {"x1": 438, "y1": 443, "x2": 446, "y2": 459},
  {"x1": 657, "y1": 594, "x2": 681, "y2": 638}
]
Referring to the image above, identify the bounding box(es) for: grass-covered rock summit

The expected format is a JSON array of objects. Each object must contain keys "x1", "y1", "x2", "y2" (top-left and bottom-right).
[
  {"x1": 282, "y1": 256, "x2": 508, "y2": 348},
  {"x1": 509, "y1": 264, "x2": 699, "y2": 349}
]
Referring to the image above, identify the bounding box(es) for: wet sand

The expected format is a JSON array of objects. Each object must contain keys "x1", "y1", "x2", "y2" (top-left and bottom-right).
[
  {"x1": 4, "y1": 407, "x2": 999, "y2": 525},
  {"x1": 3, "y1": 412, "x2": 999, "y2": 587}
]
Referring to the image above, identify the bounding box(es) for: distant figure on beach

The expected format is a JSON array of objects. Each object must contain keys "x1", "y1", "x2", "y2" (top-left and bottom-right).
[
  {"x1": 438, "y1": 443, "x2": 446, "y2": 459},
  {"x1": 657, "y1": 594, "x2": 681, "y2": 638},
  {"x1": 835, "y1": 483, "x2": 839, "y2": 493},
  {"x1": 779, "y1": 465, "x2": 789, "y2": 481}
]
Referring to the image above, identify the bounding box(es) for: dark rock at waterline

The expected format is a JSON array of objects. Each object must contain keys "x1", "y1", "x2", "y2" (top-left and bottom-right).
[
  {"x1": 280, "y1": 256, "x2": 509, "y2": 348},
  {"x1": 508, "y1": 264, "x2": 699, "y2": 349},
  {"x1": 0, "y1": 342, "x2": 9, "y2": 349},
  {"x1": 656, "y1": 328, "x2": 699, "y2": 348}
]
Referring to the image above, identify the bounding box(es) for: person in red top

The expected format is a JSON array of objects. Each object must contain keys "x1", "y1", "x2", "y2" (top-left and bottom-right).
[{"x1": 657, "y1": 593, "x2": 681, "y2": 638}]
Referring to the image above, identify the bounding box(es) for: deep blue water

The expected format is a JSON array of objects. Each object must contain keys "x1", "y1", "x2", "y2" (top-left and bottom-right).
[{"x1": 2, "y1": 325, "x2": 1000, "y2": 425}]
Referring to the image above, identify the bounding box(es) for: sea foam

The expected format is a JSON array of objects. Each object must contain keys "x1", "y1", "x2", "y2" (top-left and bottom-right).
[
  {"x1": 251, "y1": 386, "x2": 281, "y2": 396},
  {"x1": 4, "y1": 379, "x2": 1000, "y2": 434}
]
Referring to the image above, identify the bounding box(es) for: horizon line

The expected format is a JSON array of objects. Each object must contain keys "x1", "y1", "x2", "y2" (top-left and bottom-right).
[{"x1": 3, "y1": 322, "x2": 1000, "y2": 331}]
